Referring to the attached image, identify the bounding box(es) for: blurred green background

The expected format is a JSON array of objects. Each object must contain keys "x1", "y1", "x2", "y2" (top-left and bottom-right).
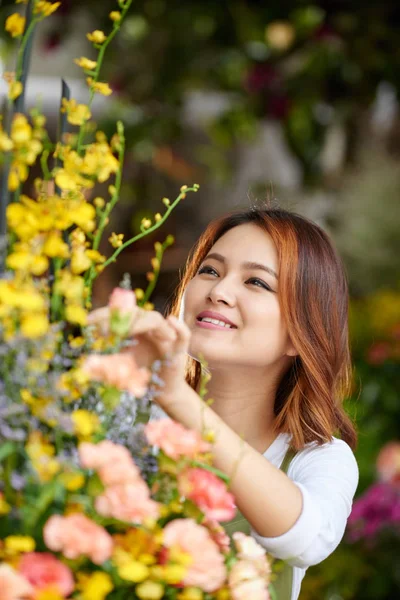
[{"x1": 1, "y1": 1, "x2": 399, "y2": 597}]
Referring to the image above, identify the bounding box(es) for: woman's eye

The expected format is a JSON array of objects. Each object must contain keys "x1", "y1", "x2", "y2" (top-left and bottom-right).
[
  {"x1": 198, "y1": 265, "x2": 218, "y2": 276},
  {"x1": 247, "y1": 278, "x2": 272, "y2": 291}
]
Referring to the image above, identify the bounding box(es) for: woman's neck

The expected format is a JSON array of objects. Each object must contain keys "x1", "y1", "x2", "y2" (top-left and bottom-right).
[{"x1": 198, "y1": 366, "x2": 279, "y2": 454}]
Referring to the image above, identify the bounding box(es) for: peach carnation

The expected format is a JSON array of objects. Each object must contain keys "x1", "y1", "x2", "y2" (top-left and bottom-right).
[
  {"x1": 83, "y1": 353, "x2": 150, "y2": 397},
  {"x1": 0, "y1": 564, "x2": 33, "y2": 600},
  {"x1": 178, "y1": 467, "x2": 235, "y2": 522},
  {"x1": 18, "y1": 553, "x2": 74, "y2": 597},
  {"x1": 163, "y1": 518, "x2": 227, "y2": 592},
  {"x1": 95, "y1": 481, "x2": 160, "y2": 524},
  {"x1": 79, "y1": 440, "x2": 140, "y2": 486},
  {"x1": 43, "y1": 513, "x2": 113, "y2": 565},
  {"x1": 145, "y1": 419, "x2": 210, "y2": 460}
]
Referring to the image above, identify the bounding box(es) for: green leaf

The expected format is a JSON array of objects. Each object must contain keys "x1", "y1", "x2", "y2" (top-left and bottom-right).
[{"x1": 0, "y1": 442, "x2": 17, "y2": 463}]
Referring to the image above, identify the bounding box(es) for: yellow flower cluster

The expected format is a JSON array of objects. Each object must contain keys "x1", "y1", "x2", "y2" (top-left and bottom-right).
[
  {"x1": 55, "y1": 136, "x2": 119, "y2": 191},
  {"x1": 71, "y1": 409, "x2": 100, "y2": 440},
  {"x1": 34, "y1": 1, "x2": 61, "y2": 18},
  {"x1": 57, "y1": 367, "x2": 90, "y2": 402},
  {"x1": 110, "y1": 528, "x2": 192, "y2": 599},
  {"x1": 76, "y1": 572, "x2": 114, "y2": 600},
  {"x1": 109, "y1": 232, "x2": 124, "y2": 248},
  {"x1": 26, "y1": 432, "x2": 61, "y2": 482},
  {"x1": 4, "y1": 185, "x2": 107, "y2": 334},
  {"x1": 61, "y1": 98, "x2": 92, "y2": 126},
  {"x1": 0, "y1": 114, "x2": 45, "y2": 192}
]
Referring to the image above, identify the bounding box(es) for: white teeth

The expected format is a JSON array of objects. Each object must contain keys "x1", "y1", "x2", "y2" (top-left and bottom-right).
[{"x1": 200, "y1": 317, "x2": 233, "y2": 328}]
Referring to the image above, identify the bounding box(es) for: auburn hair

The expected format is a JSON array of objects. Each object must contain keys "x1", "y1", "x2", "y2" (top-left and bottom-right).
[{"x1": 168, "y1": 205, "x2": 357, "y2": 451}]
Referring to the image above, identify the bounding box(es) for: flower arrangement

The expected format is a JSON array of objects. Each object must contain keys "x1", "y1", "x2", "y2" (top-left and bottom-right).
[{"x1": 0, "y1": 2, "x2": 277, "y2": 599}]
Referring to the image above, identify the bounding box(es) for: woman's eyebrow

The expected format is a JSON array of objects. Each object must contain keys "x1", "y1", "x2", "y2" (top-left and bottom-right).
[{"x1": 205, "y1": 252, "x2": 278, "y2": 280}]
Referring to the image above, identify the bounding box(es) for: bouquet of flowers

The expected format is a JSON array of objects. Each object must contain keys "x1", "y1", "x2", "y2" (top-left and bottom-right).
[{"x1": 0, "y1": 2, "x2": 276, "y2": 599}]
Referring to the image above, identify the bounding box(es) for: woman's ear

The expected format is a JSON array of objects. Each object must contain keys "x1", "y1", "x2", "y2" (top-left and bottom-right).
[{"x1": 285, "y1": 339, "x2": 298, "y2": 358}]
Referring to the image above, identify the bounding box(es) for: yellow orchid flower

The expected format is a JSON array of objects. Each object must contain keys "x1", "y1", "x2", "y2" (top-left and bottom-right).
[
  {"x1": 8, "y1": 80, "x2": 23, "y2": 101},
  {"x1": 34, "y1": 1, "x2": 61, "y2": 17},
  {"x1": 61, "y1": 98, "x2": 91, "y2": 126},
  {"x1": 71, "y1": 409, "x2": 100, "y2": 439},
  {"x1": 5, "y1": 13, "x2": 25, "y2": 37},
  {"x1": 86, "y1": 30, "x2": 107, "y2": 44},
  {"x1": 0, "y1": 131, "x2": 14, "y2": 152},
  {"x1": 20, "y1": 313, "x2": 49, "y2": 338},
  {"x1": 71, "y1": 248, "x2": 92, "y2": 274},
  {"x1": 77, "y1": 572, "x2": 114, "y2": 600},
  {"x1": 109, "y1": 11, "x2": 122, "y2": 22},
  {"x1": 42, "y1": 232, "x2": 69, "y2": 258},
  {"x1": 87, "y1": 78, "x2": 112, "y2": 96},
  {"x1": 74, "y1": 56, "x2": 98, "y2": 70},
  {"x1": 65, "y1": 303, "x2": 87, "y2": 326}
]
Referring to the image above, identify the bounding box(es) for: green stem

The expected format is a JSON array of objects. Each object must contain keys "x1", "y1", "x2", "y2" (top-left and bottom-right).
[
  {"x1": 93, "y1": 124, "x2": 125, "y2": 253},
  {"x1": 76, "y1": 0, "x2": 134, "y2": 153},
  {"x1": 50, "y1": 258, "x2": 63, "y2": 322},
  {"x1": 83, "y1": 122, "x2": 126, "y2": 302},
  {"x1": 40, "y1": 149, "x2": 51, "y2": 180},
  {"x1": 141, "y1": 236, "x2": 174, "y2": 305},
  {"x1": 4, "y1": 454, "x2": 17, "y2": 504},
  {"x1": 100, "y1": 186, "x2": 199, "y2": 272},
  {"x1": 190, "y1": 460, "x2": 230, "y2": 483},
  {"x1": 15, "y1": 18, "x2": 40, "y2": 82}
]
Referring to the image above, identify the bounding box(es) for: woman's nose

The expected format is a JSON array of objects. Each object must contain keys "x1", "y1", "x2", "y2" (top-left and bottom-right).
[{"x1": 207, "y1": 280, "x2": 235, "y2": 306}]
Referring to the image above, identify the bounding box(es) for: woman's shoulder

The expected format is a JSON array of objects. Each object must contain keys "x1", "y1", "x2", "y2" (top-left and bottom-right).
[{"x1": 288, "y1": 435, "x2": 359, "y2": 489}]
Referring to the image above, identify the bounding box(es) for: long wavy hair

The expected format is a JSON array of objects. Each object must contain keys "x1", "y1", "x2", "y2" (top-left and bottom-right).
[{"x1": 168, "y1": 205, "x2": 357, "y2": 451}]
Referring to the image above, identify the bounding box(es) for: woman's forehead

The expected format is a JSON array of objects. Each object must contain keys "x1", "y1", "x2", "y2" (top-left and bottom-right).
[{"x1": 209, "y1": 223, "x2": 278, "y2": 268}]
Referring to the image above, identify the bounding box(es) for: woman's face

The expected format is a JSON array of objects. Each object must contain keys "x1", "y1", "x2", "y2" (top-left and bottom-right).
[{"x1": 182, "y1": 223, "x2": 296, "y2": 371}]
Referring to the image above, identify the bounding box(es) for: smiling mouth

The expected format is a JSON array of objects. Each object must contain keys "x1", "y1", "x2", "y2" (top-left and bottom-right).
[{"x1": 196, "y1": 317, "x2": 236, "y2": 329}]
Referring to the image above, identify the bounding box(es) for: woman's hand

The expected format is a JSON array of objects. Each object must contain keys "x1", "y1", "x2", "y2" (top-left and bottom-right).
[{"x1": 86, "y1": 306, "x2": 191, "y2": 411}]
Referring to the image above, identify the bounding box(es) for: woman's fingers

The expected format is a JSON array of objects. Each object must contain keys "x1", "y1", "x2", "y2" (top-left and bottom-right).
[
  {"x1": 166, "y1": 315, "x2": 191, "y2": 355},
  {"x1": 86, "y1": 306, "x2": 110, "y2": 332}
]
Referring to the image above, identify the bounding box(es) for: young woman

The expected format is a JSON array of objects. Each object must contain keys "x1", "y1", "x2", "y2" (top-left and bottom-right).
[{"x1": 89, "y1": 205, "x2": 359, "y2": 600}]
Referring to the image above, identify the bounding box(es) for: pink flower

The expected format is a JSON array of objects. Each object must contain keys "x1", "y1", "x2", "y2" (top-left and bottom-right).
[
  {"x1": 79, "y1": 440, "x2": 133, "y2": 470},
  {"x1": 0, "y1": 564, "x2": 34, "y2": 600},
  {"x1": 108, "y1": 288, "x2": 137, "y2": 337},
  {"x1": 145, "y1": 419, "x2": 210, "y2": 460},
  {"x1": 43, "y1": 513, "x2": 113, "y2": 565},
  {"x1": 18, "y1": 553, "x2": 74, "y2": 597},
  {"x1": 109, "y1": 287, "x2": 137, "y2": 315},
  {"x1": 376, "y1": 442, "x2": 400, "y2": 485},
  {"x1": 95, "y1": 481, "x2": 160, "y2": 524},
  {"x1": 83, "y1": 353, "x2": 150, "y2": 397},
  {"x1": 178, "y1": 468, "x2": 235, "y2": 522},
  {"x1": 163, "y1": 518, "x2": 227, "y2": 592},
  {"x1": 79, "y1": 440, "x2": 140, "y2": 486}
]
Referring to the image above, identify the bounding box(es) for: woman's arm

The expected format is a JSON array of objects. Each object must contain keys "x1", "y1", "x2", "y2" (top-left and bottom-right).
[{"x1": 163, "y1": 380, "x2": 303, "y2": 538}]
